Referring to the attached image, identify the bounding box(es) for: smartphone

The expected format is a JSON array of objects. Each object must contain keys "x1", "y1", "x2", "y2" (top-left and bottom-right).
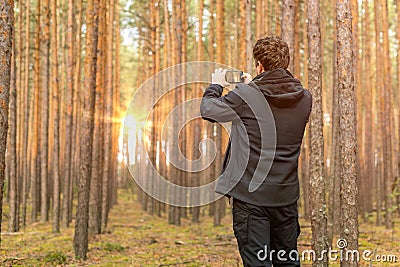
[{"x1": 225, "y1": 70, "x2": 244, "y2": 84}]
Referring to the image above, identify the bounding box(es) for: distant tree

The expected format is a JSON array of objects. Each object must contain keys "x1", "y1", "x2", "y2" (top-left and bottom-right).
[
  {"x1": 282, "y1": 0, "x2": 295, "y2": 72},
  {"x1": 245, "y1": 0, "x2": 252, "y2": 74},
  {"x1": 379, "y1": 0, "x2": 394, "y2": 230},
  {"x1": 73, "y1": 0, "x2": 99, "y2": 259},
  {"x1": 102, "y1": 0, "x2": 115, "y2": 232},
  {"x1": 51, "y1": 0, "x2": 61, "y2": 233},
  {"x1": 30, "y1": 0, "x2": 41, "y2": 224},
  {"x1": 40, "y1": 0, "x2": 50, "y2": 223},
  {"x1": 62, "y1": 0, "x2": 75, "y2": 228},
  {"x1": 214, "y1": 0, "x2": 225, "y2": 227},
  {"x1": 21, "y1": 0, "x2": 30, "y2": 228}
]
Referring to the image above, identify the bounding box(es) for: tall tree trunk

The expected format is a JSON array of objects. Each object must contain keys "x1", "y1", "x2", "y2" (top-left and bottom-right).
[
  {"x1": 245, "y1": 0, "x2": 252, "y2": 74},
  {"x1": 70, "y1": 0, "x2": 83, "y2": 225},
  {"x1": 31, "y1": 0, "x2": 41, "y2": 224},
  {"x1": 73, "y1": 0, "x2": 99, "y2": 259},
  {"x1": 0, "y1": 0, "x2": 14, "y2": 245},
  {"x1": 21, "y1": 0, "x2": 30, "y2": 228},
  {"x1": 40, "y1": 0, "x2": 51, "y2": 223},
  {"x1": 396, "y1": 0, "x2": 400, "y2": 216},
  {"x1": 380, "y1": 0, "x2": 394, "y2": 229},
  {"x1": 282, "y1": 0, "x2": 295, "y2": 72},
  {"x1": 239, "y1": 0, "x2": 246, "y2": 70},
  {"x1": 51, "y1": 0, "x2": 61, "y2": 233},
  {"x1": 336, "y1": 1, "x2": 359, "y2": 266},
  {"x1": 62, "y1": 0, "x2": 74, "y2": 228},
  {"x1": 191, "y1": 0, "x2": 204, "y2": 224},
  {"x1": 307, "y1": 0, "x2": 328, "y2": 265},
  {"x1": 89, "y1": 0, "x2": 106, "y2": 235},
  {"x1": 214, "y1": 0, "x2": 225, "y2": 227},
  {"x1": 373, "y1": 0, "x2": 383, "y2": 227},
  {"x1": 362, "y1": 0, "x2": 373, "y2": 218},
  {"x1": 7, "y1": 0, "x2": 17, "y2": 233},
  {"x1": 101, "y1": 0, "x2": 115, "y2": 232}
]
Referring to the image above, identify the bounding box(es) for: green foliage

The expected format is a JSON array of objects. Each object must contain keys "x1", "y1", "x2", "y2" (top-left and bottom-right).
[
  {"x1": 101, "y1": 242, "x2": 126, "y2": 252},
  {"x1": 43, "y1": 251, "x2": 67, "y2": 265}
]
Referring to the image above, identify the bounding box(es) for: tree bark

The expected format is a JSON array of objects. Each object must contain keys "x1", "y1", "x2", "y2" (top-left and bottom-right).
[
  {"x1": 62, "y1": 0, "x2": 75, "y2": 228},
  {"x1": 30, "y1": 0, "x2": 41, "y2": 224},
  {"x1": 101, "y1": 0, "x2": 115, "y2": 232},
  {"x1": 0, "y1": 0, "x2": 14, "y2": 245},
  {"x1": 336, "y1": 0, "x2": 359, "y2": 265},
  {"x1": 282, "y1": 0, "x2": 295, "y2": 72},
  {"x1": 245, "y1": 0, "x2": 252, "y2": 74},
  {"x1": 307, "y1": 0, "x2": 328, "y2": 265},
  {"x1": 73, "y1": 0, "x2": 99, "y2": 259},
  {"x1": 6, "y1": 0, "x2": 17, "y2": 234},
  {"x1": 89, "y1": 0, "x2": 106, "y2": 235},
  {"x1": 51, "y1": 0, "x2": 61, "y2": 233},
  {"x1": 21, "y1": 0, "x2": 30, "y2": 228},
  {"x1": 40, "y1": 0, "x2": 51, "y2": 223}
]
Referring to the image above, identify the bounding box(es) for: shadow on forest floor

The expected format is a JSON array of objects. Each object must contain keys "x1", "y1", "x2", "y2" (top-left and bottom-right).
[{"x1": 0, "y1": 189, "x2": 399, "y2": 266}]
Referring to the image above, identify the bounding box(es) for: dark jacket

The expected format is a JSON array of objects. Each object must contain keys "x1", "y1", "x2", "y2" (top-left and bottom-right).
[{"x1": 200, "y1": 68, "x2": 312, "y2": 207}]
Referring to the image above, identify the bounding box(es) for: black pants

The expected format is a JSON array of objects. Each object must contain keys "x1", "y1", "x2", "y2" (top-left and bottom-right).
[{"x1": 232, "y1": 198, "x2": 301, "y2": 267}]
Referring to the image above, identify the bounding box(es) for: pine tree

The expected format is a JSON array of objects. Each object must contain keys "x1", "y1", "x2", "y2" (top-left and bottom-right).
[
  {"x1": 307, "y1": 0, "x2": 328, "y2": 265},
  {"x1": 336, "y1": 0, "x2": 359, "y2": 265},
  {"x1": 0, "y1": 0, "x2": 14, "y2": 244},
  {"x1": 73, "y1": 0, "x2": 99, "y2": 259}
]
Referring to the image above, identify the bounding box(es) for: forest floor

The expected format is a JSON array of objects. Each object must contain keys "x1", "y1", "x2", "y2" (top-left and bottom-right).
[{"x1": 0, "y1": 189, "x2": 399, "y2": 266}]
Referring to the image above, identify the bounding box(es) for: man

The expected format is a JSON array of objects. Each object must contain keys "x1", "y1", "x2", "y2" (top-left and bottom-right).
[{"x1": 200, "y1": 36, "x2": 312, "y2": 266}]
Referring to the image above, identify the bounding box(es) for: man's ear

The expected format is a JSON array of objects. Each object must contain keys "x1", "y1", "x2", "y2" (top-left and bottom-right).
[
  {"x1": 257, "y1": 61, "x2": 264, "y2": 73},
  {"x1": 258, "y1": 61, "x2": 264, "y2": 71}
]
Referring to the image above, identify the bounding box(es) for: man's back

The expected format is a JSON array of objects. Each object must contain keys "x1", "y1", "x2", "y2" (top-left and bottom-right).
[{"x1": 219, "y1": 68, "x2": 312, "y2": 207}]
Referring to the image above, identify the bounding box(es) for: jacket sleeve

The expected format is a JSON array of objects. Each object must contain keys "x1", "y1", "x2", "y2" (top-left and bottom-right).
[{"x1": 200, "y1": 84, "x2": 244, "y2": 123}]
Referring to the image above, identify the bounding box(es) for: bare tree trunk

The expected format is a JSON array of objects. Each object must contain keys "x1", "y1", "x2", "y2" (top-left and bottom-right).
[
  {"x1": 361, "y1": 0, "x2": 373, "y2": 218},
  {"x1": 7, "y1": 0, "x2": 17, "y2": 233},
  {"x1": 70, "y1": 0, "x2": 83, "y2": 225},
  {"x1": 89, "y1": 0, "x2": 106, "y2": 236},
  {"x1": 239, "y1": 0, "x2": 246, "y2": 70},
  {"x1": 380, "y1": 0, "x2": 394, "y2": 229},
  {"x1": 307, "y1": 0, "x2": 328, "y2": 265},
  {"x1": 214, "y1": 0, "x2": 225, "y2": 227},
  {"x1": 336, "y1": 1, "x2": 359, "y2": 266},
  {"x1": 396, "y1": 0, "x2": 400, "y2": 216},
  {"x1": 373, "y1": 0, "x2": 383, "y2": 227},
  {"x1": 21, "y1": 0, "x2": 30, "y2": 228},
  {"x1": 62, "y1": 0, "x2": 74, "y2": 228},
  {"x1": 40, "y1": 0, "x2": 50, "y2": 223},
  {"x1": 51, "y1": 0, "x2": 61, "y2": 233},
  {"x1": 245, "y1": 0, "x2": 252, "y2": 74},
  {"x1": 73, "y1": 0, "x2": 99, "y2": 259},
  {"x1": 0, "y1": 0, "x2": 14, "y2": 245},
  {"x1": 191, "y1": 0, "x2": 204, "y2": 223},
  {"x1": 30, "y1": 0, "x2": 41, "y2": 224},
  {"x1": 101, "y1": 0, "x2": 115, "y2": 232},
  {"x1": 282, "y1": 0, "x2": 295, "y2": 72}
]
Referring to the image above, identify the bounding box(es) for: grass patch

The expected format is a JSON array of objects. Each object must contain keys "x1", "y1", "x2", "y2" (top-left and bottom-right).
[
  {"x1": 43, "y1": 251, "x2": 67, "y2": 265},
  {"x1": 101, "y1": 242, "x2": 126, "y2": 252}
]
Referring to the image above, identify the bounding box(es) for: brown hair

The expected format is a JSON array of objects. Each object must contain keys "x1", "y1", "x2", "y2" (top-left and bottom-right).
[{"x1": 252, "y1": 36, "x2": 290, "y2": 71}]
